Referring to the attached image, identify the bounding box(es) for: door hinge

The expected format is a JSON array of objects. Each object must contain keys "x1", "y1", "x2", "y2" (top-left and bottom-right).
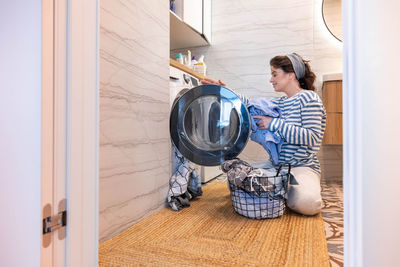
[
  {"x1": 42, "y1": 199, "x2": 67, "y2": 248},
  {"x1": 43, "y1": 210, "x2": 67, "y2": 234}
]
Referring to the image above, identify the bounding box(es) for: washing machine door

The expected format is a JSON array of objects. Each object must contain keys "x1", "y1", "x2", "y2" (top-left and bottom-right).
[{"x1": 170, "y1": 84, "x2": 250, "y2": 166}]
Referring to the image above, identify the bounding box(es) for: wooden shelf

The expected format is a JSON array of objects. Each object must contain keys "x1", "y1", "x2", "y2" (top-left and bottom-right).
[{"x1": 169, "y1": 58, "x2": 206, "y2": 80}]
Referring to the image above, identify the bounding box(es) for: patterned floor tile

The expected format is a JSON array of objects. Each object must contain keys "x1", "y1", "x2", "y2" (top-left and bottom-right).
[{"x1": 321, "y1": 179, "x2": 344, "y2": 267}]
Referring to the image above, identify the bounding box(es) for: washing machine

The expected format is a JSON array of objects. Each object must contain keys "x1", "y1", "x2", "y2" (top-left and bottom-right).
[
  {"x1": 169, "y1": 66, "x2": 251, "y2": 181},
  {"x1": 170, "y1": 65, "x2": 226, "y2": 182}
]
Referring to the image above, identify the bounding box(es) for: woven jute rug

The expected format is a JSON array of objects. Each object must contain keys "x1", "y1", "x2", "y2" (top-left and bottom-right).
[{"x1": 99, "y1": 182, "x2": 330, "y2": 267}]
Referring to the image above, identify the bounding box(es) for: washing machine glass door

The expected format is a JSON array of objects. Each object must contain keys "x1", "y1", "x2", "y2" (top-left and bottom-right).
[{"x1": 170, "y1": 84, "x2": 250, "y2": 166}]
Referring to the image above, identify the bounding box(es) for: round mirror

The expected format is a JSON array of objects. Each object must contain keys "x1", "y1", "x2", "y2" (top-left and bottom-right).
[{"x1": 322, "y1": 0, "x2": 342, "y2": 42}]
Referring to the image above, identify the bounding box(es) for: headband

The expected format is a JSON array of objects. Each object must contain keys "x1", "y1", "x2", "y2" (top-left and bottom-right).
[{"x1": 286, "y1": 54, "x2": 305, "y2": 80}]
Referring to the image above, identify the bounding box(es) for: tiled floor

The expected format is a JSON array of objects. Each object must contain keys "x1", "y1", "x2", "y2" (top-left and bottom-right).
[
  {"x1": 321, "y1": 178, "x2": 344, "y2": 267},
  {"x1": 318, "y1": 145, "x2": 344, "y2": 266}
]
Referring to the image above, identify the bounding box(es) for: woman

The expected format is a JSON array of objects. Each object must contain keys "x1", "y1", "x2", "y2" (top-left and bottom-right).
[{"x1": 202, "y1": 53, "x2": 326, "y2": 215}]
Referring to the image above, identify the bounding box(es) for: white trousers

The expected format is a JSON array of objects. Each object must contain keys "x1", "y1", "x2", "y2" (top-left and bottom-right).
[{"x1": 286, "y1": 166, "x2": 322, "y2": 216}]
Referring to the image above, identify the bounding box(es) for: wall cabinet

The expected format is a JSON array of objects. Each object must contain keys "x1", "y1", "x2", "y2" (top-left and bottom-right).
[
  {"x1": 322, "y1": 80, "x2": 343, "y2": 144},
  {"x1": 170, "y1": 0, "x2": 212, "y2": 50},
  {"x1": 183, "y1": 0, "x2": 203, "y2": 34},
  {"x1": 203, "y1": 0, "x2": 212, "y2": 43}
]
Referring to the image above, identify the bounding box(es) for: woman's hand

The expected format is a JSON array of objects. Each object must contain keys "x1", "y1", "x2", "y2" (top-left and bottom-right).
[
  {"x1": 253, "y1": 115, "x2": 273, "y2": 130},
  {"x1": 200, "y1": 77, "x2": 226, "y2": 86}
]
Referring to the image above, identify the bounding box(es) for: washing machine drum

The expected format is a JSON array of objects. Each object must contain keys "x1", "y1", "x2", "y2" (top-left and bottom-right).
[{"x1": 170, "y1": 84, "x2": 250, "y2": 166}]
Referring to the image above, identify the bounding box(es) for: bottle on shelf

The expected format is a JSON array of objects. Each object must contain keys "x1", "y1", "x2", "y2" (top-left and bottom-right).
[
  {"x1": 191, "y1": 56, "x2": 198, "y2": 68},
  {"x1": 176, "y1": 53, "x2": 183, "y2": 64},
  {"x1": 186, "y1": 50, "x2": 192, "y2": 67},
  {"x1": 193, "y1": 55, "x2": 207, "y2": 76}
]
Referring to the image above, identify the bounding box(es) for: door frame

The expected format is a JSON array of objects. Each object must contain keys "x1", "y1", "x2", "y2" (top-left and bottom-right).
[
  {"x1": 41, "y1": 0, "x2": 68, "y2": 266},
  {"x1": 41, "y1": 0, "x2": 98, "y2": 266},
  {"x1": 65, "y1": 0, "x2": 99, "y2": 266}
]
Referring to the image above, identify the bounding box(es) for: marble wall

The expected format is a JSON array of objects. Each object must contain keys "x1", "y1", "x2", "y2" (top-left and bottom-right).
[
  {"x1": 99, "y1": 0, "x2": 169, "y2": 242},
  {"x1": 172, "y1": 0, "x2": 342, "y2": 163}
]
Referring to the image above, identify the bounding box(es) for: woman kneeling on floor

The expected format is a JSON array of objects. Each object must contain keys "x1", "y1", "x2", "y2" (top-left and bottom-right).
[{"x1": 201, "y1": 53, "x2": 326, "y2": 216}]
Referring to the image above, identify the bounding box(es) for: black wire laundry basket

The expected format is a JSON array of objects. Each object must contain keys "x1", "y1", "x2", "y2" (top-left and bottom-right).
[{"x1": 228, "y1": 163, "x2": 291, "y2": 219}]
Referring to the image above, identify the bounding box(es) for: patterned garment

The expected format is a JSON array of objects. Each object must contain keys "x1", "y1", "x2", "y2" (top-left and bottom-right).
[
  {"x1": 221, "y1": 159, "x2": 253, "y2": 187},
  {"x1": 244, "y1": 168, "x2": 276, "y2": 195},
  {"x1": 167, "y1": 147, "x2": 202, "y2": 211},
  {"x1": 240, "y1": 90, "x2": 326, "y2": 173}
]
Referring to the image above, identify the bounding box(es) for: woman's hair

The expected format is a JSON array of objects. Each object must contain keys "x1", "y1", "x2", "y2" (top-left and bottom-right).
[{"x1": 269, "y1": 53, "x2": 316, "y2": 91}]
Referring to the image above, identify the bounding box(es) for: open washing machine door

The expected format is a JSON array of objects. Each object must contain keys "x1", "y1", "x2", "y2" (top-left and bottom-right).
[{"x1": 170, "y1": 84, "x2": 250, "y2": 166}]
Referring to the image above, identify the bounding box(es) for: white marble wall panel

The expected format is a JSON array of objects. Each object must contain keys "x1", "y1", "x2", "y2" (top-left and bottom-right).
[
  {"x1": 172, "y1": 0, "x2": 342, "y2": 163},
  {"x1": 99, "y1": 0, "x2": 169, "y2": 242}
]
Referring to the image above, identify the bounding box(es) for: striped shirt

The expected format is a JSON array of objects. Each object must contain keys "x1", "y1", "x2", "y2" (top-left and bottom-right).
[{"x1": 241, "y1": 90, "x2": 326, "y2": 173}]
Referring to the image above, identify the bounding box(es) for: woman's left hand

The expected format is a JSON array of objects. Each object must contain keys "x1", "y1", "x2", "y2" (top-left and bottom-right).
[
  {"x1": 253, "y1": 115, "x2": 273, "y2": 130},
  {"x1": 200, "y1": 77, "x2": 226, "y2": 86}
]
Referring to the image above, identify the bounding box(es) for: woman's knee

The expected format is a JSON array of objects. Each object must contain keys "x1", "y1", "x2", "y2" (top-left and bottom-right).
[
  {"x1": 286, "y1": 186, "x2": 322, "y2": 218},
  {"x1": 286, "y1": 190, "x2": 322, "y2": 215},
  {"x1": 286, "y1": 167, "x2": 322, "y2": 216}
]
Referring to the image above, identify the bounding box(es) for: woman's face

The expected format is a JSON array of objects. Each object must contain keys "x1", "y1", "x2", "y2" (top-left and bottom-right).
[{"x1": 269, "y1": 66, "x2": 291, "y2": 93}]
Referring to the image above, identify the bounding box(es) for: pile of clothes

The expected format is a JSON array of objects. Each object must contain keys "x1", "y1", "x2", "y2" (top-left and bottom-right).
[{"x1": 221, "y1": 159, "x2": 288, "y2": 219}]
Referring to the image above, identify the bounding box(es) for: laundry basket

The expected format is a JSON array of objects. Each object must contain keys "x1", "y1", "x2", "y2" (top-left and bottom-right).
[{"x1": 228, "y1": 163, "x2": 291, "y2": 219}]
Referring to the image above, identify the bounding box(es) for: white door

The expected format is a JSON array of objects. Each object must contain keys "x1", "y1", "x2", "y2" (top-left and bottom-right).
[{"x1": 0, "y1": 1, "x2": 42, "y2": 266}]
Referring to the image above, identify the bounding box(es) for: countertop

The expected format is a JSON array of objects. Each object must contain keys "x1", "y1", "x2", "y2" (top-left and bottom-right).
[{"x1": 322, "y1": 73, "x2": 342, "y2": 82}]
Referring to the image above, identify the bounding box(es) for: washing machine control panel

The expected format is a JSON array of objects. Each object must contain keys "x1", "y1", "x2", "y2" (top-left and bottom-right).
[{"x1": 169, "y1": 66, "x2": 199, "y2": 107}]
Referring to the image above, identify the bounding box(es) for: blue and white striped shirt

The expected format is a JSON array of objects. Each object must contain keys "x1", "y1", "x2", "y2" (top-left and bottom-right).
[{"x1": 241, "y1": 90, "x2": 326, "y2": 172}]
